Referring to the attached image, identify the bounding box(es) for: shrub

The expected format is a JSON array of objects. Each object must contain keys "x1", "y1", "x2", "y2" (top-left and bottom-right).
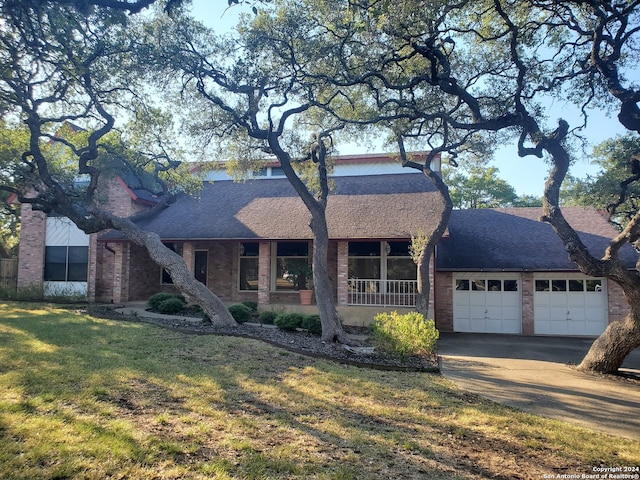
[
  {"x1": 259, "y1": 310, "x2": 278, "y2": 325},
  {"x1": 274, "y1": 312, "x2": 304, "y2": 331},
  {"x1": 241, "y1": 301, "x2": 258, "y2": 313},
  {"x1": 157, "y1": 297, "x2": 186, "y2": 314},
  {"x1": 372, "y1": 311, "x2": 439, "y2": 359},
  {"x1": 301, "y1": 314, "x2": 322, "y2": 335},
  {"x1": 228, "y1": 304, "x2": 253, "y2": 323},
  {"x1": 148, "y1": 292, "x2": 176, "y2": 310}
]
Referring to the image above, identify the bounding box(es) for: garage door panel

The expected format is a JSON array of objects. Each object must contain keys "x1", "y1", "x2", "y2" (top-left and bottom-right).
[
  {"x1": 453, "y1": 275, "x2": 521, "y2": 334},
  {"x1": 534, "y1": 275, "x2": 607, "y2": 336},
  {"x1": 586, "y1": 321, "x2": 605, "y2": 336},
  {"x1": 567, "y1": 294, "x2": 585, "y2": 307},
  {"x1": 470, "y1": 293, "x2": 486, "y2": 306},
  {"x1": 502, "y1": 321, "x2": 522, "y2": 334},
  {"x1": 485, "y1": 319, "x2": 502, "y2": 332}
]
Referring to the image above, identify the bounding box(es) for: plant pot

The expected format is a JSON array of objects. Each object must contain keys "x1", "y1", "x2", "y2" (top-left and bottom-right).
[{"x1": 299, "y1": 289, "x2": 313, "y2": 305}]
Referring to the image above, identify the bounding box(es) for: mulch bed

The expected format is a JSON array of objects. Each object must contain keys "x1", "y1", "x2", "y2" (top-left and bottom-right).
[{"x1": 88, "y1": 305, "x2": 440, "y2": 373}]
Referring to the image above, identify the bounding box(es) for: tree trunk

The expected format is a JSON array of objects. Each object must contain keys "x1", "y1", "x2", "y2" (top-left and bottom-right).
[
  {"x1": 578, "y1": 314, "x2": 640, "y2": 373},
  {"x1": 108, "y1": 214, "x2": 237, "y2": 327},
  {"x1": 310, "y1": 210, "x2": 350, "y2": 344},
  {"x1": 415, "y1": 166, "x2": 453, "y2": 319},
  {"x1": 534, "y1": 126, "x2": 640, "y2": 374},
  {"x1": 415, "y1": 250, "x2": 430, "y2": 317}
]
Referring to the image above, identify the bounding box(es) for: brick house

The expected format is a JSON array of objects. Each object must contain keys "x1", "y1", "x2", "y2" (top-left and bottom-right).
[{"x1": 15, "y1": 153, "x2": 636, "y2": 336}]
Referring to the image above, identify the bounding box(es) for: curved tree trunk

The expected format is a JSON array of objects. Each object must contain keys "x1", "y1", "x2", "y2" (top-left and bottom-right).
[
  {"x1": 415, "y1": 248, "x2": 430, "y2": 316},
  {"x1": 400, "y1": 145, "x2": 452, "y2": 319},
  {"x1": 269, "y1": 135, "x2": 351, "y2": 344},
  {"x1": 578, "y1": 314, "x2": 640, "y2": 373},
  {"x1": 533, "y1": 124, "x2": 640, "y2": 374},
  {"x1": 106, "y1": 213, "x2": 237, "y2": 327},
  {"x1": 310, "y1": 209, "x2": 349, "y2": 343}
]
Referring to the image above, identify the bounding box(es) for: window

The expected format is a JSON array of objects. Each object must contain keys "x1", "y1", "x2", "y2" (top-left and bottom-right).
[
  {"x1": 239, "y1": 242, "x2": 259, "y2": 291},
  {"x1": 274, "y1": 242, "x2": 309, "y2": 291},
  {"x1": 586, "y1": 279, "x2": 603, "y2": 292},
  {"x1": 44, "y1": 246, "x2": 88, "y2": 282},
  {"x1": 537, "y1": 278, "x2": 603, "y2": 293},
  {"x1": 472, "y1": 279, "x2": 486, "y2": 291},
  {"x1": 348, "y1": 242, "x2": 380, "y2": 280},
  {"x1": 504, "y1": 280, "x2": 518, "y2": 292},
  {"x1": 569, "y1": 279, "x2": 584, "y2": 292},
  {"x1": 161, "y1": 243, "x2": 180, "y2": 284},
  {"x1": 386, "y1": 241, "x2": 416, "y2": 281},
  {"x1": 457, "y1": 278, "x2": 519, "y2": 292}
]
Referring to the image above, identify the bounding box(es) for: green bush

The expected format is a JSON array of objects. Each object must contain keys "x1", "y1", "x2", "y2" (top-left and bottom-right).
[
  {"x1": 372, "y1": 311, "x2": 439, "y2": 359},
  {"x1": 301, "y1": 314, "x2": 322, "y2": 335},
  {"x1": 148, "y1": 292, "x2": 176, "y2": 310},
  {"x1": 241, "y1": 301, "x2": 258, "y2": 313},
  {"x1": 157, "y1": 297, "x2": 186, "y2": 314},
  {"x1": 228, "y1": 304, "x2": 253, "y2": 323},
  {"x1": 274, "y1": 312, "x2": 304, "y2": 331},
  {"x1": 259, "y1": 310, "x2": 278, "y2": 324}
]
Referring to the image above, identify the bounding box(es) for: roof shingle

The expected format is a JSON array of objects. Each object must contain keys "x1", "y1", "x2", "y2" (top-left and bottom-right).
[
  {"x1": 436, "y1": 207, "x2": 637, "y2": 271},
  {"x1": 102, "y1": 173, "x2": 445, "y2": 241}
]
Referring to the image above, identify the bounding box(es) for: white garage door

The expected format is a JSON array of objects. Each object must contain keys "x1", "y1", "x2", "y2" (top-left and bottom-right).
[
  {"x1": 453, "y1": 274, "x2": 521, "y2": 334},
  {"x1": 534, "y1": 274, "x2": 608, "y2": 336}
]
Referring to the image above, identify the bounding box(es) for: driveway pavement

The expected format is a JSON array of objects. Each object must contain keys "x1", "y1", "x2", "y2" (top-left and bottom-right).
[{"x1": 437, "y1": 333, "x2": 640, "y2": 440}]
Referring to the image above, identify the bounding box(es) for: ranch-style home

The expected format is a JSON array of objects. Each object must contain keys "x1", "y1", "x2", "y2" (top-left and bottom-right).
[{"x1": 15, "y1": 153, "x2": 636, "y2": 336}]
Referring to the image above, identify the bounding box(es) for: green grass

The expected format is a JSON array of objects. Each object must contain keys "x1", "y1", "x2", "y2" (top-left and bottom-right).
[{"x1": 0, "y1": 301, "x2": 637, "y2": 479}]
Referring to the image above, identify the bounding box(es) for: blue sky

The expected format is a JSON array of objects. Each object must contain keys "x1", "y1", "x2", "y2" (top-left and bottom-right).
[{"x1": 188, "y1": 0, "x2": 628, "y2": 196}]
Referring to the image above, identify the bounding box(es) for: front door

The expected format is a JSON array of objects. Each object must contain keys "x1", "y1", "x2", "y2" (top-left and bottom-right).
[{"x1": 195, "y1": 251, "x2": 208, "y2": 285}]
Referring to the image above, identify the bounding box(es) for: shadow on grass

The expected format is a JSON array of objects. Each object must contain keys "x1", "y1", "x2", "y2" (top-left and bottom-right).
[{"x1": 0, "y1": 303, "x2": 636, "y2": 480}]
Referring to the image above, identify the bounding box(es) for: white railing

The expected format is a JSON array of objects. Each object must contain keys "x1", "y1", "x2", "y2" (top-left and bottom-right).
[{"x1": 347, "y1": 279, "x2": 417, "y2": 307}]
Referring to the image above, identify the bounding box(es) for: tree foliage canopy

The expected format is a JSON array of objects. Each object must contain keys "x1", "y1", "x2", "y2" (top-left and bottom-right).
[{"x1": 563, "y1": 134, "x2": 640, "y2": 229}]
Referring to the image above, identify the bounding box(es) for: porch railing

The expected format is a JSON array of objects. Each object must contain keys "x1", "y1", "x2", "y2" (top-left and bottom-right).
[{"x1": 347, "y1": 279, "x2": 417, "y2": 307}]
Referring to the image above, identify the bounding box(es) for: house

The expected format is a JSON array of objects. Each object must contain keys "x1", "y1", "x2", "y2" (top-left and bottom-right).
[{"x1": 15, "y1": 153, "x2": 635, "y2": 336}]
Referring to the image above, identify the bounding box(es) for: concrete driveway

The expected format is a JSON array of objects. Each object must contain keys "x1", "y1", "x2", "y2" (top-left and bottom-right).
[{"x1": 437, "y1": 333, "x2": 640, "y2": 440}]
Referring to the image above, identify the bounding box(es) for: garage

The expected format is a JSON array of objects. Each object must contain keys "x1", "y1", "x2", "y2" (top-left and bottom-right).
[
  {"x1": 533, "y1": 274, "x2": 608, "y2": 336},
  {"x1": 453, "y1": 274, "x2": 522, "y2": 334}
]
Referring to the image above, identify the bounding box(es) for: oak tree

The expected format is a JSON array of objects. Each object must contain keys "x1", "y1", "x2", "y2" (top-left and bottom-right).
[{"x1": 0, "y1": 0, "x2": 235, "y2": 325}]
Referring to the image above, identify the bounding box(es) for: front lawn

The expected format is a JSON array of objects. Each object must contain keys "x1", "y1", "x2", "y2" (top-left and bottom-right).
[{"x1": 0, "y1": 302, "x2": 637, "y2": 479}]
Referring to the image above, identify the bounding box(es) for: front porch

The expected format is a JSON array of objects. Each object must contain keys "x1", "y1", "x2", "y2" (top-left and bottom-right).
[{"x1": 99, "y1": 239, "x2": 433, "y2": 324}]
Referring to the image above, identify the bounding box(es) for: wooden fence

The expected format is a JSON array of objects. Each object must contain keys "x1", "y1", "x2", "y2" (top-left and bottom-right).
[{"x1": 0, "y1": 258, "x2": 17, "y2": 291}]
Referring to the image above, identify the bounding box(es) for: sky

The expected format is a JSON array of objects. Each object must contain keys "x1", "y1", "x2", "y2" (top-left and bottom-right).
[{"x1": 186, "y1": 0, "x2": 629, "y2": 197}]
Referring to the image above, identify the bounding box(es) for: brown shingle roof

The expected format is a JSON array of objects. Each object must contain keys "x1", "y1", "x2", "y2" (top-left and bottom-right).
[
  {"x1": 436, "y1": 207, "x2": 637, "y2": 271},
  {"x1": 103, "y1": 173, "x2": 444, "y2": 241}
]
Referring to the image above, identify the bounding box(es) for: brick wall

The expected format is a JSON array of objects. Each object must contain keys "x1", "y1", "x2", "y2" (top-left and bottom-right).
[
  {"x1": 607, "y1": 279, "x2": 630, "y2": 324},
  {"x1": 521, "y1": 273, "x2": 534, "y2": 334},
  {"x1": 258, "y1": 242, "x2": 271, "y2": 306},
  {"x1": 337, "y1": 241, "x2": 348, "y2": 305},
  {"x1": 17, "y1": 204, "x2": 46, "y2": 288},
  {"x1": 94, "y1": 242, "x2": 115, "y2": 302},
  {"x1": 434, "y1": 271, "x2": 453, "y2": 332}
]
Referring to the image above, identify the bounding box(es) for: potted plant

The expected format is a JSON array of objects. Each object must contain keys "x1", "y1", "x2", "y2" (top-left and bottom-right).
[{"x1": 286, "y1": 261, "x2": 314, "y2": 305}]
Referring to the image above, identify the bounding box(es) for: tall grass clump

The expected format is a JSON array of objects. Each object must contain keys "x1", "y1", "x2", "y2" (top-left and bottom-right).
[{"x1": 372, "y1": 311, "x2": 439, "y2": 359}]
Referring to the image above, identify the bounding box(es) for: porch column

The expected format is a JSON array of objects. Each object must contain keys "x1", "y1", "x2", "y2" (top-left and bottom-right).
[
  {"x1": 337, "y1": 241, "x2": 349, "y2": 306},
  {"x1": 258, "y1": 241, "x2": 271, "y2": 306},
  {"x1": 182, "y1": 242, "x2": 194, "y2": 273},
  {"x1": 428, "y1": 254, "x2": 435, "y2": 315},
  {"x1": 16, "y1": 204, "x2": 45, "y2": 289},
  {"x1": 521, "y1": 272, "x2": 534, "y2": 334},
  {"x1": 87, "y1": 233, "x2": 98, "y2": 302},
  {"x1": 112, "y1": 243, "x2": 130, "y2": 303}
]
